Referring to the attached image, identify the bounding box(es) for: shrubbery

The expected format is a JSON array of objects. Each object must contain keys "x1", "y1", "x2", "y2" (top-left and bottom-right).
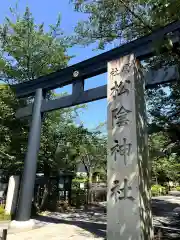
[
  {"x1": 72, "y1": 177, "x2": 87, "y2": 189},
  {"x1": 176, "y1": 186, "x2": 180, "y2": 191},
  {"x1": 151, "y1": 185, "x2": 166, "y2": 196},
  {"x1": 0, "y1": 205, "x2": 11, "y2": 221},
  {"x1": 71, "y1": 177, "x2": 88, "y2": 207}
]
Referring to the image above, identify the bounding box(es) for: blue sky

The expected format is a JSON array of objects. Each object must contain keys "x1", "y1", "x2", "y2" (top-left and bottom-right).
[{"x1": 0, "y1": 0, "x2": 112, "y2": 131}]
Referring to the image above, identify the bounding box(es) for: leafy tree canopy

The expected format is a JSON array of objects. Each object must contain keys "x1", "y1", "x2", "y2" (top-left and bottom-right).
[
  {"x1": 0, "y1": 6, "x2": 78, "y2": 178},
  {"x1": 70, "y1": 0, "x2": 180, "y2": 49},
  {"x1": 70, "y1": 0, "x2": 180, "y2": 185},
  {"x1": 0, "y1": 5, "x2": 71, "y2": 84}
]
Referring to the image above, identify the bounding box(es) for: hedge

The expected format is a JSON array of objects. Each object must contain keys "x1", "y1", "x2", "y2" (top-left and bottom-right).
[{"x1": 151, "y1": 185, "x2": 166, "y2": 196}]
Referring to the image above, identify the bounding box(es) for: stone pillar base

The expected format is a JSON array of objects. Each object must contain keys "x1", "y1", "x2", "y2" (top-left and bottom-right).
[{"x1": 8, "y1": 219, "x2": 35, "y2": 232}]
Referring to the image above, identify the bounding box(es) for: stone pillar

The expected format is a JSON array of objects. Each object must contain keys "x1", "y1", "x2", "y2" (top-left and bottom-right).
[
  {"x1": 107, "y1": 54, "x2": 153, "y2": 240},
  {"x1": 5, "y1": 176, "x2": 20, "y2": 215}
]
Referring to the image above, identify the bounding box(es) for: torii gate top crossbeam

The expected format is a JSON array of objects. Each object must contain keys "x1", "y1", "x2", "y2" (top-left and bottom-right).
[{"x1": 12, "y1": 20, "x2": 180, "y2": 98}]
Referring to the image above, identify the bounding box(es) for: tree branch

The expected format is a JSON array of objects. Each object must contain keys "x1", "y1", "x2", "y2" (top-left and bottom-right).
[
  {"x1": 0, "y1": 150, "x2": 15, "y2": 160},
  {"x1": 119, "y1": 0, "x2": 153, "y2": 31}
]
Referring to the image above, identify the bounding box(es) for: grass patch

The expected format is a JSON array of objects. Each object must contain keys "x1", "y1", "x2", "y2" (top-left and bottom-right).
[
  {"x1": 0, "y1": 205, "x2": 11, "y2": 221},
  {"x1": 0, "y1": 214, "x2": 11, "y2": 221}
]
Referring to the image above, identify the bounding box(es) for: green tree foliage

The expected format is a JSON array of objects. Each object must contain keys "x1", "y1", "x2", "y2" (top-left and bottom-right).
[
  {"x1": 55, "y1": 124, "x2": 107, "y2": 176},
  {"x1": 70, "y1": 0, "x2": 180, "y2": 49},
  {"x1": 0, "y1": 6, "x2": 76, "y2": 179},
  {"x1": 55, "y1": 124, "x2": 107, "y2": 203},
  {"x1": 0, "y1": 6, "x2": 70, "y2": 84},
  {"x1": 149, "y1": 132, "x2": 180, "y2": 184},
  {"x1": 0, "y1": 84, "x2": 28, "y2": 177},
  {"x1": 0, "y1": 6, "x2": 106, "y2": 191},
  {"x1": 38, "y1": 95, "x2": 86, "y2": 177},
  {"x1": 147, "y1": 83, "x2": 180, "y2": 183},
  {"x1": 70, "y1": 0, "x2": 180, "y2": 185}
]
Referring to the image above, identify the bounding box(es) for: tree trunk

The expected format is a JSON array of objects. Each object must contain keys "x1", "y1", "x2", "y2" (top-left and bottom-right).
[
  {"x1": 155, "y1": 176, "x2": 158, "y2": 185},
  {"x1": 39, "y1": 182, "x2": 49, "y2": 211},
  {"x1": 39, "y1": 162, "x2": 51, "y2": 211},
  {"x1": 87, "y1": 172, "x2": 93, "y2": 205}
]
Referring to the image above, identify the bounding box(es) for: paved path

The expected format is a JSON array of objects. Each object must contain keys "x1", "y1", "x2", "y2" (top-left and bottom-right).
[
  {"x1": 6, "y1": 207, "x2": 106, "y2": 240},
  {"x1": 5, "y1": 196, "x2": 180, "y2": 239},
  {"x1": 7, "y1": 224, "x2": 104, "y2": 240}
]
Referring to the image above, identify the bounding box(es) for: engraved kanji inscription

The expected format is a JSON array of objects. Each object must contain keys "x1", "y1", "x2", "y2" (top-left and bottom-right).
[
  {"x1": 111, "y1": 178, "x2": 135, "y2": 202},
  {"x1": 110, "y1": 67, "x2": 120, "y2": 77},
  {"x1": 112, "y1": 106, "x2": 131, "y2": 127},
  {"x1": 111, "y1": 138, "x2": 131, "y2": 164},
  {"x1": 110, "y1": 180, "x2": 120, "y2": 202},
  {"x1": 121, "y1": 62, "x2": 133, "y2": 75},
  {"x1": 110, "y1": 80, "x2": 130, "y2": 99},
  {"x1": 110, "y1": 61, "x2": 133, "y2": 77}
]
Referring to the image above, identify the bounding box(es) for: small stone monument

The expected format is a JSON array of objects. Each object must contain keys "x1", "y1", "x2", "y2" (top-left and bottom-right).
[{"x1": 5, "y1": 175, "x2": 20, "y2": 215}]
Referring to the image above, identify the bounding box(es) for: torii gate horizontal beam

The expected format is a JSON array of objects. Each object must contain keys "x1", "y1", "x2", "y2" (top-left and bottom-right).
[
  {"x1": 16, "y1": 65, "x2": 179, "y2": 118},
  {"x1": 12, "y1": 20, "x2": 180, "y2": 98}
]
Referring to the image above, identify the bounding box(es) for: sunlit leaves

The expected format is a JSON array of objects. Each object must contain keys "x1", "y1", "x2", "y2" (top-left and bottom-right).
[{"x1": 70, "y1": 0, "x2": 180, "y2": 49}]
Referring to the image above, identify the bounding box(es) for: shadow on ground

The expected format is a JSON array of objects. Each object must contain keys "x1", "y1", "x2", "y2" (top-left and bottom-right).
[
  {"x1": 152, "y1": 197, "x2": 180, "y2": 217},
  {"x1": 35, "y1": 215, "x2": 106, "y2": 238},
  {"x1": 33, "y1": 197, "x2": 180, "y2": 239}
]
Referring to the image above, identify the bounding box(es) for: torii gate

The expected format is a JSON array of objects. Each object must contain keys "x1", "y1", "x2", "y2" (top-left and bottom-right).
[{"x1": 11, "y1": 20, "x2": 180, "y2": 239}]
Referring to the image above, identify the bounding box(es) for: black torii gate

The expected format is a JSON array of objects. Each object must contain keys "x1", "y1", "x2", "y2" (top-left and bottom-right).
[{"x1": 12, "y1": 20, "x2": 180, "y2": 222}]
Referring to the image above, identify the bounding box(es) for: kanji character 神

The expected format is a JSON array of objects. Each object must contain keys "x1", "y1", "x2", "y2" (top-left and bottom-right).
[{"x1": 111, "y1": 138, "x2": 131, "y2": 164}]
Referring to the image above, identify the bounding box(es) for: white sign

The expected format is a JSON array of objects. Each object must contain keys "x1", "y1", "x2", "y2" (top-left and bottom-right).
[{"x1": 80, "y1": 183, "x2": 85, "y2": 189}]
